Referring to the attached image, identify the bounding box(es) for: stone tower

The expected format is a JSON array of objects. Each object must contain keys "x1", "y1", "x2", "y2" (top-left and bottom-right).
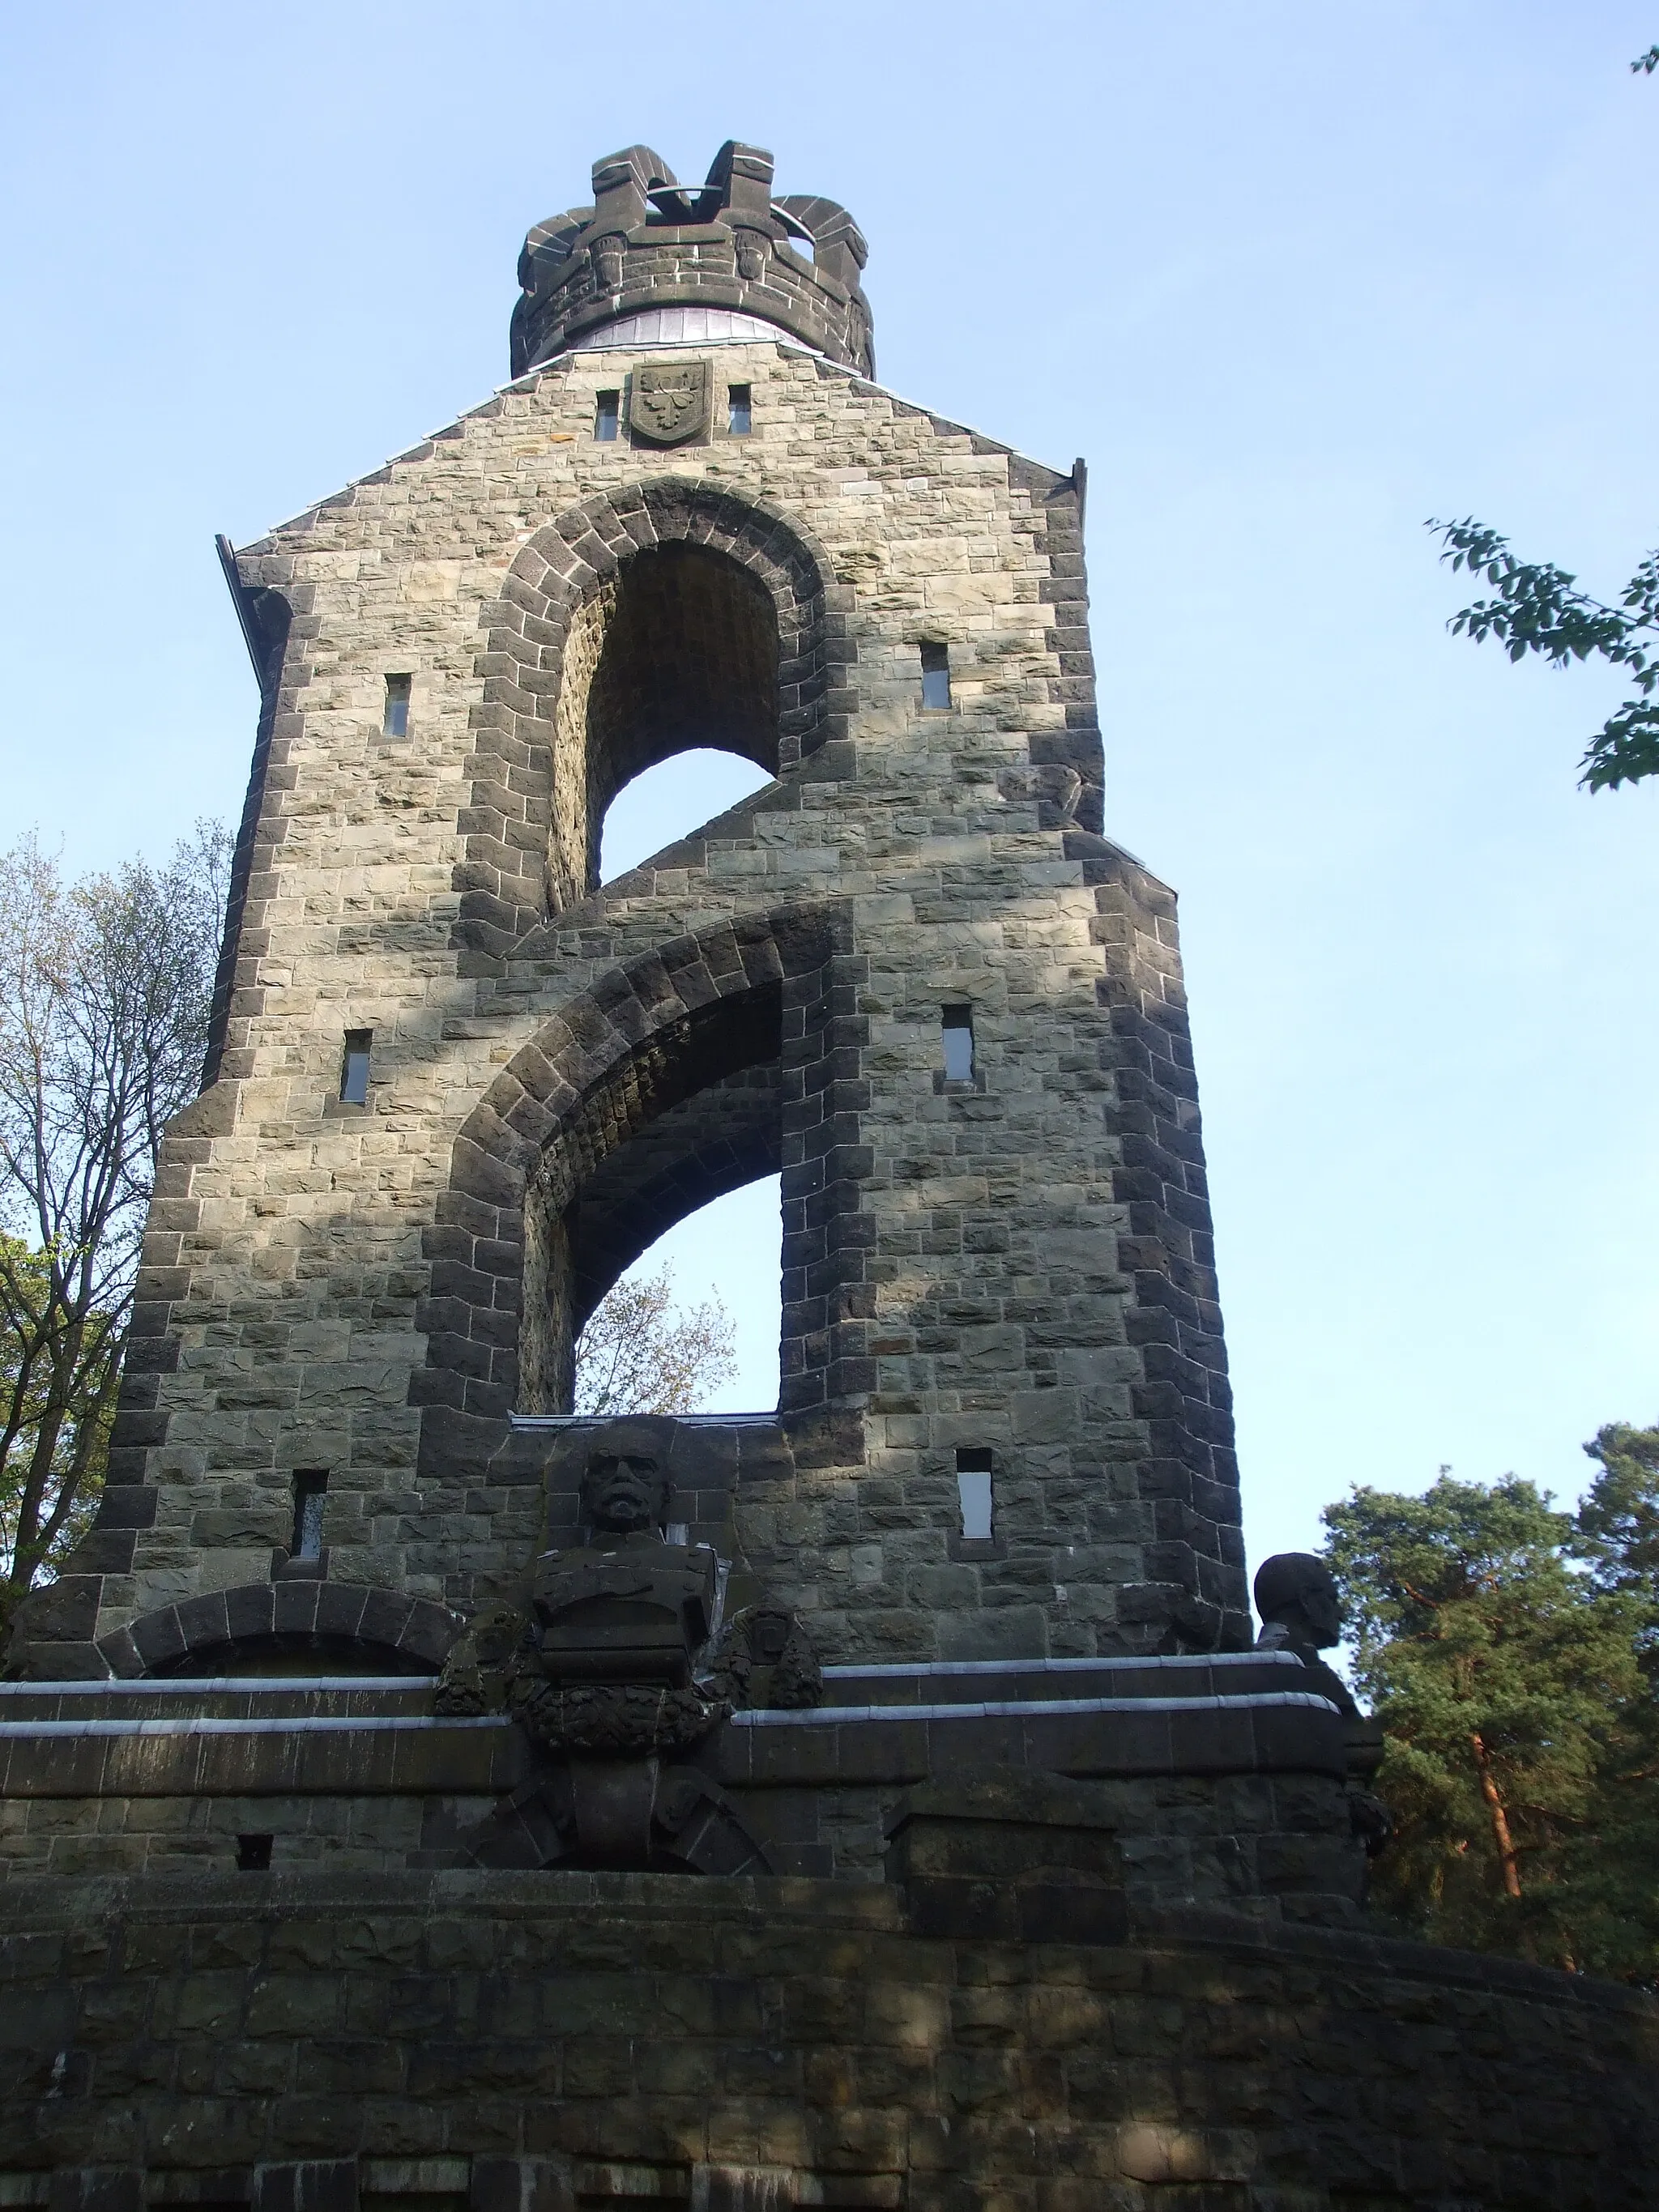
[
  {"x1": 5, "y1": 144, "x2": 1650, "y2": 2212},
  {"x1": 19, "y1": 135, "x2": 1247, "y2": 1685}
]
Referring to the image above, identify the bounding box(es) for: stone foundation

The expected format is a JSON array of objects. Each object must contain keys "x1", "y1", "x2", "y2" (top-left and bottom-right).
[{"x1": 2, "y1": 1868, "x2": 1653, "y2": 2211}]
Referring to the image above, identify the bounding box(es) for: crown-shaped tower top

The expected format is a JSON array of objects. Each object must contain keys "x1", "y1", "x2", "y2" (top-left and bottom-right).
[{"x1": 510, "y1": 140, "x2": 874, "y2": 379}]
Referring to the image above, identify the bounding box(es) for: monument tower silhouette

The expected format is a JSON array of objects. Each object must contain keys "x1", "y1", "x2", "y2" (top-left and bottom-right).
[{"x1": 2, "y1": 143, "x2": 1652, "y2": 2211}]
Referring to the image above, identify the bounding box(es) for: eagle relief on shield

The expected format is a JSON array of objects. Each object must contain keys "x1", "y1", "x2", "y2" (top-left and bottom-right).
[{"x1": 629, "y1": 360, "x2": 710, "y2": 446}]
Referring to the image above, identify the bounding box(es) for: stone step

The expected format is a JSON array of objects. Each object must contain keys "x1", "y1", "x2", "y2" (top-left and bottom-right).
[
  {"x1": 817, "y1": 1648, "x2": 1319, "y2": 1707},
  {"x1": 0, "y1": 1675, "x2": 435, "y2": 1724}
]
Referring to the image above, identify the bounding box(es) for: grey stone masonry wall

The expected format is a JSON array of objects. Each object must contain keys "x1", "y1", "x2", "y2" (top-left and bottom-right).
[
  {"x1": 12, "y1": 289, "x2": 1242, "y2": 1682},
  {"x1": 2, "y1": 1869, "x2": 1657, "y2": 2210}
]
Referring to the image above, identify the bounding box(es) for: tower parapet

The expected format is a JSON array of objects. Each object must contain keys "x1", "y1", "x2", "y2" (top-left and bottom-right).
[{"x1": 510, "y1": 139, "x2": 874, "y2": 377}]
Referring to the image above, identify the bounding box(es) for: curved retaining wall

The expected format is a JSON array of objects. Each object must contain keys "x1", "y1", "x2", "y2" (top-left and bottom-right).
[{"x1": 2, "y1": 1869, "x2": 1654, "y2": 2212}]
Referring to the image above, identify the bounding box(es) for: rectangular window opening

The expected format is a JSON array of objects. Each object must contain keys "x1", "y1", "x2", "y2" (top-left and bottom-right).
[
  {"x1": 292, "y1": 1470, "x2": 328, "y2": 1560},
  {"x1": 382, "y1": 673, "x2": 412, "y2": 738},
  {"x1": 595, "y1": 390, "x2": 621, "y2": 441},
  {"x1": 956, "y1": 1451, "x2": 994, "y2": 1542},
  {"x1": 340, "y1": 1029, "x2": 372, "y2": 1106},
  {"x1": 920, "y1": 641, "x2": 952, "y2": 711},
  {"x1": 727, "y1": 384, "x2": 752, "y2": 436},
  {"x1": 941, "y1": 1005, "x2": 975, "y2": 1083},
  {"x1": 237, "y1": 1832, "x2": 273, "y2": 1872}
]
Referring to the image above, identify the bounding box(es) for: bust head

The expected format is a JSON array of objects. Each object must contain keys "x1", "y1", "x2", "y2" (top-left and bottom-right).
[
  {"x1": 1253, "y1": 1551, "x2": 1343, "y2": 1652},
  {"x1": 580, "y1": 1451, "x2": 672, "y2": 1538}
]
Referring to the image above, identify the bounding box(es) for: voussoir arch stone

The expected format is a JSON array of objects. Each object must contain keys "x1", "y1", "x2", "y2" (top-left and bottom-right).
[{"x1": 94, "y1": 1585, "x2": 461, "y2": 1678}]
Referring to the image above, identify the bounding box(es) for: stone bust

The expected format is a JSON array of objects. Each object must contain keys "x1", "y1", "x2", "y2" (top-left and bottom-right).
[
  {"x1": 1253, "y1": 1549, "x2": 1364, "y2": 1729},
  {"x1": 1252, "y1": 1551, "x2": 1343, "y2": 1662},
  {"x1": 1254, "y1": 1551, "x2": 1391, "y2": 1855},
  {"x1": 580, "y1": 1452, "x2": 672, "y2": 1539},
  {"x1": 527, "y1": 1450, "x2": 716, "y2": 1689}
]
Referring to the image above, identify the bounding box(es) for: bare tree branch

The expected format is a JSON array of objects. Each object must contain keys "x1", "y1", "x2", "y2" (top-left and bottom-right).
[
  {"x1": 0, "y1": 824, "x2": 229, "y2": 1621},
  {"x1": 573, "y1": 1264, "x2": 738, "y2": 1417}
]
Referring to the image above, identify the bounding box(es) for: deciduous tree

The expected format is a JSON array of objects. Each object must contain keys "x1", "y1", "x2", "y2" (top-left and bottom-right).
[
  {"x1": 0, "y1": 825, "x2": 228, "y2": 1622},
  {"x1": 1429, "y1": 519, "x2": 1659, "y2": 791},
  {"x1": 573, "y1": 1263, "x2": 738, "y2": 1417}
]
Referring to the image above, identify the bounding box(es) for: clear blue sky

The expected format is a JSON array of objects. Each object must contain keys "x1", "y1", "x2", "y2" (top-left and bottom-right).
[{"x1": 4, "y1": 2, "x2": 1657, "y2": 1573}]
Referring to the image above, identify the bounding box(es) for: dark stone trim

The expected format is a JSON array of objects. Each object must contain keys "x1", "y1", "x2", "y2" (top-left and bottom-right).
[
  {"x1": 202, "y1": 567, "x2": 295, "y2": 1089},
  {"x1": 1065, "y1": 829, "x2": 1247, "y2": 1649},
  {"x1": 511, "y1": 143, "x2": 875, "y2": 377}
]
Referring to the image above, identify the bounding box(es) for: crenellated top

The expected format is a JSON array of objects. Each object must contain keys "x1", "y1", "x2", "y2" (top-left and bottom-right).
[{"x1": 510, "y1": 140, "x2": 875, "y2": 379}]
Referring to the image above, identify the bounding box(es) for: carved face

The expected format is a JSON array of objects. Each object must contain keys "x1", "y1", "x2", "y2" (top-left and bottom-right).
[
  {"x1": 582, "y1": 1453, "x2": 669, "y2": 1536},
  {"x1": 591, "y1": 233, "x2": 625, "y2": 291},
  {"x1": 1255, "y1": 1550, "x2": 1345, "y2": 1650},
  {"x1": 1299, "y1": 1575, "x2": 1343, "y2": 1650}
]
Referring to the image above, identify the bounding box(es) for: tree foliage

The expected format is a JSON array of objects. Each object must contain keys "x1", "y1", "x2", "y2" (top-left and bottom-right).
[
  {"x1": 1429, "y1": 518, "x2": 1659, "y2": 791},
  {"x1": 1423, "y1": 50, "x2": 1659, "y2": 792},
  {"x1": 0, "y1": 826, "x2": 228, "y2": 1622},
  {"x1": 1324, "y1": 1441, "x2": 1659, "y2": 1980},
  {"x1": 572, "y1": 1263, "x2": 738, "y2": 1417}
]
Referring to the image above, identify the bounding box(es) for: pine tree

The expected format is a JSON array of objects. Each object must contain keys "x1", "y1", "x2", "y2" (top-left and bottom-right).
[
  {"x1": 1550, "y1": 1426, "x2": 1659, "y2": 1976},
  {"x1": 1324, "y1": 1473, "x2": 1648, "y2": 1973}
]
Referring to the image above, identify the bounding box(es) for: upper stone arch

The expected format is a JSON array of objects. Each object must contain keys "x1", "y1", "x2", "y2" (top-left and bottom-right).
[{"x1": 454, "y1": 479, "x2": 855, "y2": 957}]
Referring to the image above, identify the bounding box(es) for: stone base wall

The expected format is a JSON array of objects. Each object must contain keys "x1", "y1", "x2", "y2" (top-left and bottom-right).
[
  {"x1": 2, "y1": 1869, "x2": 1654, "y2": 2212},
  {"x1": 0, "y1": 1654, "x2": 1368, "y2": 1912},
  {"x1": 0, "y1": 1770, "x2": 1357, "y2": 1916}
]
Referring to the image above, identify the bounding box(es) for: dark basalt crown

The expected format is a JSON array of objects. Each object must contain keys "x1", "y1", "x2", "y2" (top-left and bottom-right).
[{"x1": 510, "y1": 140, "x2": 874, "y2": 379}]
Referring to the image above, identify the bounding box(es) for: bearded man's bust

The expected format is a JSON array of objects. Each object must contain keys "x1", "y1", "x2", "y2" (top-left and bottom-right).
[{"x1": 528, "y1": 1452, "x2": 718, "y2": 1687}]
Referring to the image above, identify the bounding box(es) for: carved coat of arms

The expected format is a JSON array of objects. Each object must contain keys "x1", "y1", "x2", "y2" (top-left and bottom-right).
[{"x1": 629, "y1": 360, "x2": 710, "y2": 445}]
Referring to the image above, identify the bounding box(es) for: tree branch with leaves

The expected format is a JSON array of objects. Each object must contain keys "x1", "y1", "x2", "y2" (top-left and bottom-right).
[
  {"x1": 1429, "y1": 518, "x2": 1659, "y2": 791},
  {"x1": 1424, "y1": 51, "x2": 1659, "y2": 793},
  {"x1": 0, "y1": 825, "x2": 228, "y2": 1624}
]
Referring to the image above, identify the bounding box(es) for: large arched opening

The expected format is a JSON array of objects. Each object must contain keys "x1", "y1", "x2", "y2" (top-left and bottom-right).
[
  {"x1": 454, "y1": 479, "x2": 851, "y2": 953},
  {"x1": 552, "y1": 542, "x2": 779, "y2": 906},
  {"x1": 520, "y1": 982, "x2": 784, "y2": 1412},
  {"x1": 419, "y1": 906, "x2": 855, "y2": 1435}
]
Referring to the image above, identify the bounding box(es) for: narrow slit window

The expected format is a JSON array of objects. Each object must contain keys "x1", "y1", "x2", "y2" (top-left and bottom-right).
[
  {"x1": 340, "y1": 1029, "x2": 372, "y2": 1106},
  {"x1": 920, "y1": 641, "x2": 951, "y2": 710},
  {"x1": 237, "y1": 1833, "x2": 273, "y2": 1872},
  {"x1": 957, "y1": 1450, "x2": 994, "y2": 1541},
  {"x1": 942, "y1": 1005, "x2": 975, "y2": 1082},
  {"x1": 382, "y1": 673, "x2": 411, "y2": 737},
  {"x1": 727, "y1": 384, "x2": 752, "y2": 435},
  {"x1": 595, "y1": 389, "x2": 620, "y2": 441},
  {"x1": 292, "y1": 1471, "x2": 328, "y2": 1560}
]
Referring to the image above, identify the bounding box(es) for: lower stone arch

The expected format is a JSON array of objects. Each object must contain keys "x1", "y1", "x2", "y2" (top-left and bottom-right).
[
  {"x1": 416, "y1": 900, "x2": 864, "y2": 1445},
  {"x1": 93, "y1": 1584, "x2": 460, "y2": 1678},
  {"x1": 521, "y1": 978, "x2": 783, "y2": 1411}
]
